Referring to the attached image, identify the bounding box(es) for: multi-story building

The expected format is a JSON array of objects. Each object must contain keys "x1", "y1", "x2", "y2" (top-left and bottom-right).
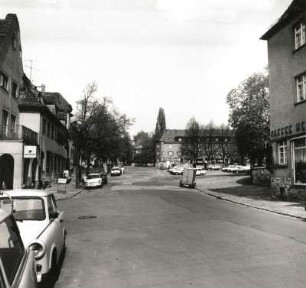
[
  {"x1": 261, "y1": 0, "x2": 306, "y2": 188},
  {"x1": 0, "y1": 14, "x2": 38, "y2": 189},
  {"x1": 19, "y1": 76, "x2": 73, "y2": 185},
  {"x1": 156, "y1": 129, "x2": 232, "y2": 166}
]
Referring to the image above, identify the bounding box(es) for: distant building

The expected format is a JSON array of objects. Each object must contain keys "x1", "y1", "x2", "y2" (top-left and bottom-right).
[
  {"x1": 0, "y1": 14, "x2": 38, "y2": 189},
  {"x1": 156, "y1": 129, "x2": 232, "y2": 166},
  {"x1": 261, "y1": 0, "x2": 306, "y2": 187}
]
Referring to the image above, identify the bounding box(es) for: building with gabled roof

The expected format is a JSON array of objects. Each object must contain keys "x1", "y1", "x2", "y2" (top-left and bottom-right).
[
  {"x1": 261, "y1": 0, "x2": 306, "y2": 189},
  {"x1": 156, "y1": 128, "x2": 233, "y2": 167},
  {"x1": 0, "y1": 14, "x2": 38, "y2": 189},
  {"x1": 19, "y1": 75, "x2": 74, "y2": 185}
]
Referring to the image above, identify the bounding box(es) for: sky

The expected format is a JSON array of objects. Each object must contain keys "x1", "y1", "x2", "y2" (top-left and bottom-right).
[{"x1": 1, "y1": 0, "x2": 293, "y2": 136}]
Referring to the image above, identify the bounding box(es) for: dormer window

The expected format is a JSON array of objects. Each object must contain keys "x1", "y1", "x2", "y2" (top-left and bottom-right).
[{"x1": 294, "y1": 20, "x2": 306, "y2": 49}]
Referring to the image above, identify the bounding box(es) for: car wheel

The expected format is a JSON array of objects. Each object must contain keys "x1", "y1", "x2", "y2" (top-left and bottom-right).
[{"x1": 47, "y1": 251, "x2": 58, "y2": 284}]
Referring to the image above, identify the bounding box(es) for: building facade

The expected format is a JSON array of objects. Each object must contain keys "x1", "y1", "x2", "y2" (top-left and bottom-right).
[
  {"x1": 156, "y1": 129, "x2": 232, "y2": 166},
  {"x1": 0, "y1": 14, "x2": 38, "y2": 189},
  {"x1": 261, "y1": 0, "x2": 306, "y2": 187},
  {"x1": 19, "y1": 76, "x2": 73, "y2": 185},
  {"x1": 0, "y1": 13, "x2": 74, "y2": 189}
]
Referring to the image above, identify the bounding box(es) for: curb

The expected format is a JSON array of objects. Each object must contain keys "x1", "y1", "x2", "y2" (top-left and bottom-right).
[
  {"x1": 55, "y1": 188, "x2": 84, "y2": 201},
  {"x1": 195, "y1": 186, "x2": 306, "y2": 221}
]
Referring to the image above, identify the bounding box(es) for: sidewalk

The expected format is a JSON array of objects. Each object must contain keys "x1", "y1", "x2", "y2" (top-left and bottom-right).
[
  {"x1": 45, "y1": 179, "x2": 85, "y2": 200},
  {"x1": 196, "y1": 174, "x2": 306, "y2": 220}
]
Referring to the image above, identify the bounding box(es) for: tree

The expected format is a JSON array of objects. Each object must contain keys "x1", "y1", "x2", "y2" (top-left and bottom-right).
[
  {"x1": 152, "y1": 108, "x2": 166, "y2": 165},
  {"x1": 70, "y1": 81, "x2": 99, "y2": 187},
  {"x1": 154, "y1": 108, "x2": 166, "y2": 140},
  {"x1": 226, "y1": 73, "x2": 270, "y2": 166},
  {"x1": 133, "y1": 131, "x2": 155, "y2": 165},
  {"x1": 70, "y1": 82, "x2": 133, "y2": 186},
  {"x1": 181, "y1": 117, "x2": 201, "y2": 166}
]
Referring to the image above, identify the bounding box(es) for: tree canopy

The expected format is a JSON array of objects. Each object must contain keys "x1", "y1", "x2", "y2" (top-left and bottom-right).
[
  {"x1": 226, "y1": 73, "x2": 270, "y2": 165},
  {"x1": 70, "y1": 82, "x2": 133, "y2": 179}
]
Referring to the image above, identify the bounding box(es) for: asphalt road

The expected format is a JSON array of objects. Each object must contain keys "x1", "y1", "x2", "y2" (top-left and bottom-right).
[{"x1": 54, "y1": 167, "x2": 306, "y2": 288}]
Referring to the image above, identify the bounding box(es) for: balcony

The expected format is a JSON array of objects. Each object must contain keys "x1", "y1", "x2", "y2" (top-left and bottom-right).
[{"x1": 0, "y1": 125, "x2": 38, "y2": 145}]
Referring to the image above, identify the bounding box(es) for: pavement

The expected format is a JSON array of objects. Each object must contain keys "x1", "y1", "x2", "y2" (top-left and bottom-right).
[{"x1": 48, "y1": 170, "x2": 306, "y2": 220}]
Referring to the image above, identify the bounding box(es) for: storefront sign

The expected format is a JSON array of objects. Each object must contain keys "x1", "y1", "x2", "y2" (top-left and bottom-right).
[
  {"x1": 271, "y1": 121, "x2": 306, "y2": 140},
  {"x1": 24, "y1": 146, "x2": 37, "y2": 158}
]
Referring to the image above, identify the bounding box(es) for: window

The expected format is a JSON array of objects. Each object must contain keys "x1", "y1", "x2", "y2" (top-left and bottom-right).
[
  {"x1": 0, "y1": 72, "x2": 8, "y2": 91},
  {"x1": 13, "y1": 198, "x2": 45, "y2": 221},
  {"x1": 168, "y1": 151, "x2": 173, "y2": 156},
  {"x1": 169, "y1": 145, "x2": 172, "y2": 149},
  {"x1": 11, "y1": 82, "x2": 18, "y2": 98},
  {"x1": 2, "y1": 110, "x2": 8, "y2": 137},
  {"x1": 295, "y1": 21, "x2": 306, "y2": 49},
  {"x1": 0, "y1": 216, "x2": 25, "y2": 285},
  {"x1": 294, "y1": 137, "x2": 306, "y2": 184},
  {"x1": 278, "y1": 140, "x2": 287, "y2": 165},
  {"x1": 10, "y1": 115, "x2": 16, "y2": 136},
  {"x1": 296, "y1": 73, "x2": 306, "y2": 102},
  {"x1": 47, "y1": 195, "x2": 57, "y2": 215}
]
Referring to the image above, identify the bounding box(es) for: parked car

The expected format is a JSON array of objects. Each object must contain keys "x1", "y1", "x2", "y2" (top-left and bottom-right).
[
  {"x1": 222, "y1": 165, "x2": 238, "y2": 173},
  {"x1": 195, "y1": 167, "x2": 207, "y2": 176},
  {"x1": 110, "y1": 167, "x2": 122, "y2": 176},
  {"x1": 231, "y1": 165, "x2": 251, "y2": 174},
  {"x1": 208, "y1": 164, "x2": 222, "y2": 170},
  {"x1": 84, "y1": 173, "x2": 103, "y2": 188},
  {"x1": 171, "y1": 166, "x2": 184, "y2": 175},
  {"x1": 0, "y1": 190, "x2": 66, "y2": 283},
  {"x1": 0, "y1": 207, "x2": 42, "y2": 287}
]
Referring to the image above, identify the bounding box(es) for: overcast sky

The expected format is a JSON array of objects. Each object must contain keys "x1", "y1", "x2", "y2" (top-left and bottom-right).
[{"x1": 2, "y1": 0, "x2": 292, "y2": 136}]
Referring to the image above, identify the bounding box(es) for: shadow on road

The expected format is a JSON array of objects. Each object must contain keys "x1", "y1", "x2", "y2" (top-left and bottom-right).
[{"x1": 38, "y1": 248, "x2": 66, "y2": 288}]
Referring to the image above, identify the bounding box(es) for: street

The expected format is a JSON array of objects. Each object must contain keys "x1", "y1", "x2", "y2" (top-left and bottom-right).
[{"x1": 55, "y1": 167, "x2": 306, "y2": 288}]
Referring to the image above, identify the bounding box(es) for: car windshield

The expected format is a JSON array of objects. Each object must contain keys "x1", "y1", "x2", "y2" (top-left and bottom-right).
[
  {"x1": 13, "y1": 198, "x2": 45, "y2": 221},
  {"x1": 112, "y1": 168, "x2": 120, "y2": 171},
  {"x1": 87, "y1": 174, "x2": 100, "y2": 179}
]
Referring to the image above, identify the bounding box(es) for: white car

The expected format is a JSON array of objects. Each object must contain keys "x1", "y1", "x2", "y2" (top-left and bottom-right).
[
  {"x1": 0, "y1": 190, "x2": 66, "y2": 283},
  {"x1": 195, "y1": 168, "x2": 207, "y2": 176},
  {"x1": 169, "y1": 166, "x2": 184, "y2": 175},
  {"x1": 111, "y1": 167, "x2": 122, "y2": 176},
  {"x1": 84, "y1": 173, "x2": 103, "y2": 188}
]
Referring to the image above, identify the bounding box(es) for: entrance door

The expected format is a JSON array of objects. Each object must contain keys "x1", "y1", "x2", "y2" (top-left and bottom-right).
[{"x1": 0, "y1": 154, "x2": 14, "y2": 189}]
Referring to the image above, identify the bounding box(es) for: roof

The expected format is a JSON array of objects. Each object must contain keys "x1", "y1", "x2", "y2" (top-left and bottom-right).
[
  {"x1": 42, "y1": 92, "x2": 72, "y2": 112},
  {"x1": 0, "y1": 14, "x2": 19, "y2": 48},
  {"x1": 0, "y1": 189, "x2": 53, "y2": 198},
  {"x1": 0, "y1": 14, "x2": 21, "y2": 65},
  {"x1": 261, "y1": 0, "x2": 306, "y2": 40},
  {"x1": 159, "y1": 128, "x2": 233, "y2": 142},
  {"x1": 159, "y1": 129, "x2": 186, "y2": 143}
]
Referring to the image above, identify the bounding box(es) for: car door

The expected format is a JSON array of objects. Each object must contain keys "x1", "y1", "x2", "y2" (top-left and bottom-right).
[
  {"x1": 0, "y1": 215, "x2": 37, "y2": 288},
  {"x1": 47, "y1": 195, "x2": 65, "y2": 257}
]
